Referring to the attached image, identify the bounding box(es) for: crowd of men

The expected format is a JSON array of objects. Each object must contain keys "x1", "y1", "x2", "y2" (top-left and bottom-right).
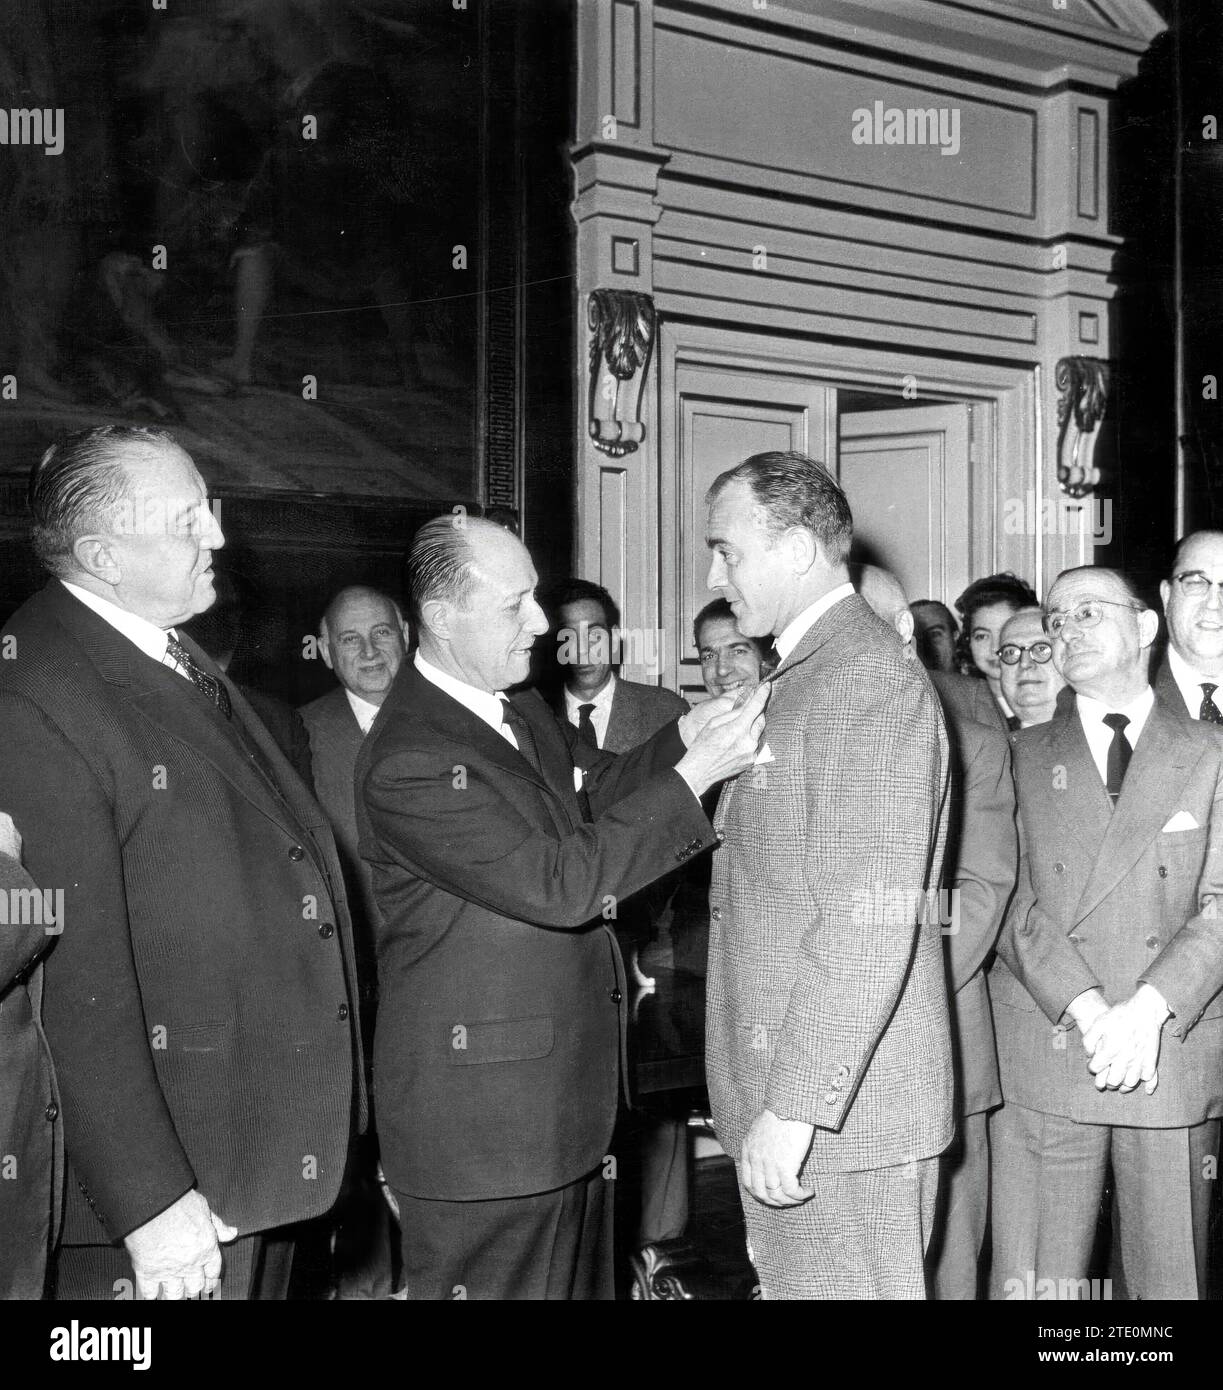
[{"x1": 3, "y1": 422, "x2": 1223, "y2": 1300}]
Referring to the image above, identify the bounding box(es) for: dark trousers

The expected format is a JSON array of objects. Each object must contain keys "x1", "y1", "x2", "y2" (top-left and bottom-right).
[
  {"x1": 53, "y1": 1229, "x2": 296, "y2": 1301},
  {"x1": 393, "y1": 1166, "x2": 615, "y2": 1300},
  {"x1": 990, "y1": 1103, "x2": 1217, "y2": 1300}
]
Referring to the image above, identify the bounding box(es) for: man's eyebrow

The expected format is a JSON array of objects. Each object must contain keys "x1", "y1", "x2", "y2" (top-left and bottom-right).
[{"x1": 705, "y1": 534, "x2": 727, "y2": 550}]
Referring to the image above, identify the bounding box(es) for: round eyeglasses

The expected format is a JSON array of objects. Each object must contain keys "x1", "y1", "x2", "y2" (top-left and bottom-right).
[
  {"x1": 997, "y1": 641, "x2": 1053, "y2": 665},
  {"x1": 1042, "y1": 599, "x2": 1144, "y2": 638}
]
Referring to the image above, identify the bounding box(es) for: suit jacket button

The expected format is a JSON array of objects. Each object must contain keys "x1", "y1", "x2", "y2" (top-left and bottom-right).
[
  {"x1": 610, "y1": 988, "x2": 622, "y2": 1004},
  {"x1": 289, "y1": 845, "x2": 305, "y2": 861},
  {"x1": 1068, "y1": 933, "x2": 1081, "y2": 943},
  {"x1": 716, "y1": 830, "x2": 725, "y2": 844},
  {"x1": 824, "y1": 1091, "x2": 839, "y2": 1105},
  {"x1": 336, "y1": 1003, "x2": 350, "y2": 1021},
  {"x1": 318, "y1": 922, "x2": 334, "y2": 939},
  {"x1": 45, "y1": 1101, "x2": 58, "y2": 1122},
  {"x1": 711, "y1": 907, "x2": 722, "y2": 922},
  {"x1": 1145, "y1": 934, "x2": 1159, "y2": 950},
  {"x1": 1053, "y1": 862, "x2": 1065, "y2": 873},
  {"x1": 1158, "y1": 865, "x2": 1168, "y2": 878}
]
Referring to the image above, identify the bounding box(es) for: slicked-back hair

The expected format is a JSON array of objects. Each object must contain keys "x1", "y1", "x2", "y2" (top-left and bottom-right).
[
  {"x1": 1046, "y1": 566, "x2": 1147, "y2": 611},
  {"x1": 539, "y1": 577, "x2": 620, "y2": 631},
  {"x1": 406, "y1": 516, "x2": 480, "y2": 626},
  {"x1": 692, "y1": 597, "x2": 774, "y2": 661},
  {"x1": 28, "y1": 424, "x2": 181, "y2": 577},
  {"x1": 706, "y1": 451, "x2": 853, "y2": 561}
]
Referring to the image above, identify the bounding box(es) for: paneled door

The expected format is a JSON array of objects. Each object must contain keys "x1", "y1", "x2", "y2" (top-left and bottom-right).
[
  {"x1": 838, "y1": 403, "x2": 973, "y2": 609},
  {"x1": 661, "y1": 358, "x2": 833, "y2": 698}
]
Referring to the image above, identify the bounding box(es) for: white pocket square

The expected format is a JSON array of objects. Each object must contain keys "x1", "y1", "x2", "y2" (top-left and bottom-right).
[
  {"x1": 573, "y1": 767, "x2": 585, "y2": 793},
  {"x1": 754, "y1": 742, "x2": 776, "y2": 765},
  {"x1": 1161, "y1": 810, "x2": 1200, "y2": 833}
]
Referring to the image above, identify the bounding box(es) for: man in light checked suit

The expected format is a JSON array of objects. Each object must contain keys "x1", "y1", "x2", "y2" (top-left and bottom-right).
[{"x1": 703, "y1": 451, "x2": 954, "y2": 1299}]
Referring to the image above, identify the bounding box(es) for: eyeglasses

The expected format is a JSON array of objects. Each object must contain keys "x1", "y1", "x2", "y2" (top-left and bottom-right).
[
  {"x1": 1042, "y1": 599, "x2": 1144, "y2": 637},
  {"x1": 997, "y1": 641, "x2": 1053, "y2": 665},
  {"x1": 1172, "y1": 571, "x2": 1223, "y2": 598}
]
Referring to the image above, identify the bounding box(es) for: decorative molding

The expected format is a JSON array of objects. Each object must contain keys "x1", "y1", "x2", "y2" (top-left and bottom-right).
[
  {"x1": 1055, "y1": 356, "x2": 1109, "y2": 498},
  {"x1": 587, "y1": 289, "x2": 656, "y2": 457}
]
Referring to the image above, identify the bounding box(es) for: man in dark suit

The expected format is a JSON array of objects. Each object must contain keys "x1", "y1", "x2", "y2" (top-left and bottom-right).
[
  {"x1": 1154, "y1": 530, "x2": 1223, "y2": 723},
  {"x1": 857, "y1": 563, "x2": 1017, "y2": 1300},
  {"x1": 301, "y1": 586, "x2": 410, "y2": 1003},
  {"x1": 0, "y1": 813, "x2": 62, "y2": 1299},
  {"x1": 355, "y1": 515, "x2": 766, "y2": 1300},
  {"x1": 545, "y1": 577, "x2": 688, "y2": 754},
  {"x1": 299, "y1": 584, "x2": 409, "y2": 1298},
  {"x1": 705, "y1": 455, "x2": 953, "y2": 1299},
  {"x1": 990, "y1": 566, "x2": 1223, "y2": 1300},
  {"x1": 0, "y1": 424, "x2": 362, "y2": 1300}
]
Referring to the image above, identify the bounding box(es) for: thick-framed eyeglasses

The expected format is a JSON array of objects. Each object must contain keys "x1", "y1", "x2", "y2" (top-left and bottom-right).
[
  {"x1": 1042, "y1": 599, "x2": 1144, "y2": 637},
  {"x1": 997, "y1": 640, "x2": 1053, "y2": 665},
  {"x1": 1172, "y1": 571, "x2": 1223, "y2": 598}
]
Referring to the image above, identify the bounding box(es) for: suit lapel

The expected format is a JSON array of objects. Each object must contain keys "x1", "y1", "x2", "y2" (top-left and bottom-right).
[
  {"x1": 43, "y1": 584, "x2": 311, "y2": 845},
  {"x1": 1045, "y1": 701, "x2": 1112, "y2": 860},
  {"x1": 1074, "y1": 702, "x2": 1198, "y2": 923},
  {"x1": 1154, "y1": 655, "x2": 1192, "y2": 719}
]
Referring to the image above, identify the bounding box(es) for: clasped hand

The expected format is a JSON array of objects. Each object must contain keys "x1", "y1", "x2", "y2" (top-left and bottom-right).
[{"x1": 1069, "y1": 986, "x2": 1169, "y2": 1095}]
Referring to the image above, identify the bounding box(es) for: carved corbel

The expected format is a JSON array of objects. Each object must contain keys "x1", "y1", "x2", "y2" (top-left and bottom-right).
[
  {"x1": 1055, "y1": 356, "x2": 1110, "y2": 498},
  {"x1": 587, "y1": 289, "x2": 656, "y2": 458}
]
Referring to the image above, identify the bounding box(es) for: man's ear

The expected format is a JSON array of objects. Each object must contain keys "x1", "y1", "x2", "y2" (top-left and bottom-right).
[
  {"x1": 1158, "y1": 579, "x2": 1170, "y2": 615},
  {"x1": 72, "y1": 534, "x2": 120, "y2": 586},
  {"x1": 318, "y1": 622, "x2": 335, "y2": 672},
  {"x1": 419, "y1": 598, "x2": 451, "y2": 643},
  {"x1": 896, "y1": 609, "x2": 915, "y2": 646},
  {"x1": 1137, "y1": 607, "x2": 1160, "y2": 650},
  {"x1": 787, "y1": 526, "x2": 819, "y2": 576}
]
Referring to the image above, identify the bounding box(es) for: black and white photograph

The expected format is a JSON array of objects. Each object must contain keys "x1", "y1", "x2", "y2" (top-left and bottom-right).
[{"x1": 1, "y1": 0, "x2": 1222, "y2": 1363}]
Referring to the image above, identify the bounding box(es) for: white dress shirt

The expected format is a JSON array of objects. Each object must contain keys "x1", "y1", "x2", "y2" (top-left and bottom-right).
[
  {"x1": 344, "y1": 689, "x2": 382, "y2": 736},
  {"x1": 563, "y1": 672, "x2": 616, "y2": 749},
  {"x1": 414, "y1": 651, "x2": 518, "y2": 749},
  {"x1": 774, "y1": 582, "x2": 855, "y2": 663},
  {"x1": 1167, "y1": 644, "x2": 1223, "y2": 720},
  {"x1": 1076, "y1": 685, "x2": 1155, "y2": 787},
  {"x1": 60, "y1": 579, "x2": 191, "y2": 680}
]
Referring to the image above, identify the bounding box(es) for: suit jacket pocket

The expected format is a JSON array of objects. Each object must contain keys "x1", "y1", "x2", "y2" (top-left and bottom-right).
[{"x1": 447, "y1": 1015, "x2": 555, "y2": 1066}]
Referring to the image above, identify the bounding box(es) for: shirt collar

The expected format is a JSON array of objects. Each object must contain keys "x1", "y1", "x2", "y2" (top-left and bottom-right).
[
  {"x1": 60, "y1": 579, "x2": 174, "y2": 667},
  {"x1": 774, "y1": 583, "x2": 855, "y2": 662},
  {"x1": 414, "y1": 650, "x2": 507, "y2": 735},
  {"x1": 564, "y1": 671, "x2": 616, "y2": 715},
  {"x1": 344, "y1": 688, "x2": 383, "y2": 735},
  {"x1": 1076, "y1": 684, "x2": 1155, "y2": 743}
]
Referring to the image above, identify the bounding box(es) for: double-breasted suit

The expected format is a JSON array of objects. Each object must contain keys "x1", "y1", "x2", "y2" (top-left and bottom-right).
[
  {"x1": 706, "y1": 593, "x2": 954, "y2": 1298},
  {"x1": 356, "y1": 659, "x2": 716, "y2": 1298},
  {"x1": 989, "y1": 692, "x2": 1223, "y2": 1298},
  {"x1": 0, "y1": 582, "x2": 363, "y2": 1297}
]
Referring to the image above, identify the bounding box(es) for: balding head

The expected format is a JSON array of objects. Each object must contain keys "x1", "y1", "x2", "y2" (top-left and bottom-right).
[
  {"x1": 854, "y1": 563, "x2": 914, "y2": 649},
  {"x1": 319, "y1": 585, "x2": 409, "y2": 706},
  {"x1": 408, "y1": 514, "x2": 549, "y2": 693}
]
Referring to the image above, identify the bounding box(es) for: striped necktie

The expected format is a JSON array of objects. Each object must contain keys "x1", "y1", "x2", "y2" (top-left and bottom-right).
[{"x1": 166, "y1": 635, "x2": 232, "y2": 719}]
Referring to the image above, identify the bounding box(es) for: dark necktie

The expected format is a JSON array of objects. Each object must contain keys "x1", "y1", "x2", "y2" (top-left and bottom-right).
[
  {"x1": 1102, "y1": 712, "x2": 1131, "y2": 807},
  {"x1": 166, "y1": 635, "x2": 231, "y2": 719},
  {"x1": 576, "y1": 702, "x2": 599, "y2": 751},
  {"x1": 1200, "y1": 683, "x2": 1223, "y2": 725},
  {"x1": 500, "y1": 698, "x2": 543, "y2": 777}
]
